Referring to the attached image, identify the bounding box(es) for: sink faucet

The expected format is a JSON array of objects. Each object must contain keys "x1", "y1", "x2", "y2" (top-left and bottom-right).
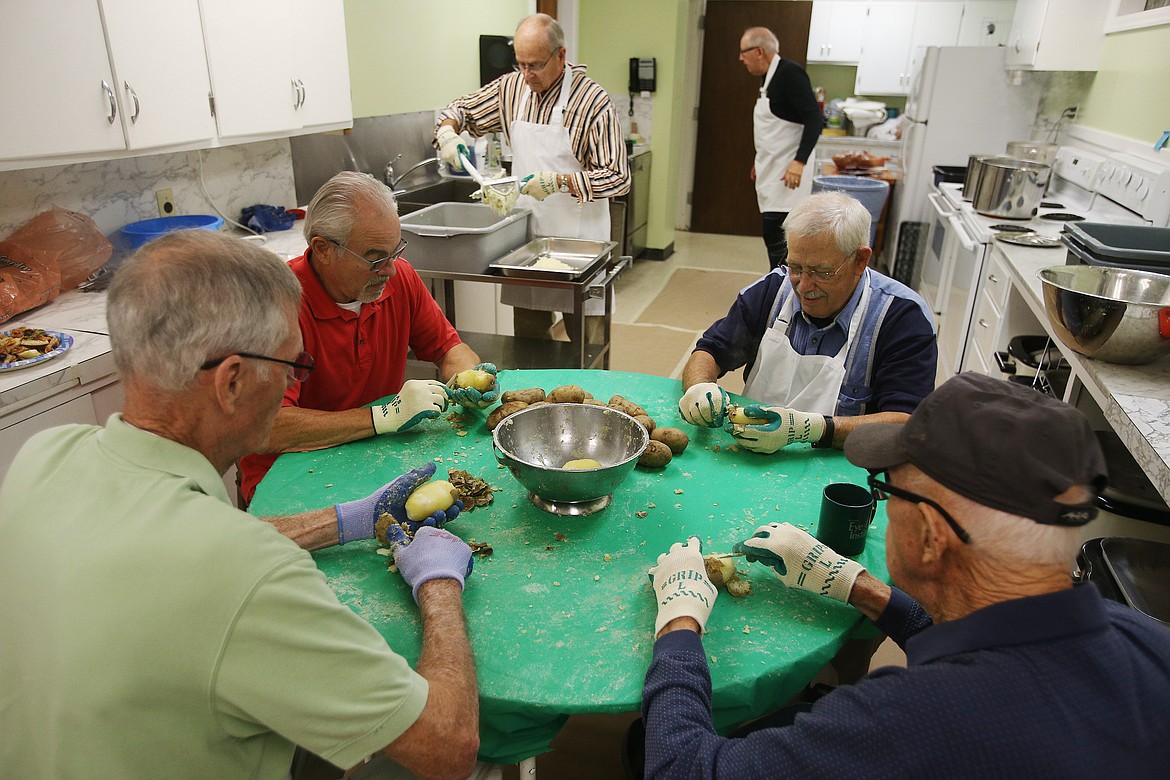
[{"x1": 385, "y1": 156, "x2": 441, "y2": 190}]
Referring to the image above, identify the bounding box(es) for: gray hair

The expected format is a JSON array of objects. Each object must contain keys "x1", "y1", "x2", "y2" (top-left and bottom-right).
[
  {"x1": 303, "y1": 171, "x2": 398, "y2": 246},
  {"x1": 905, "y1": 471, "x2": 1083, "y2": 569},
  {"x1": 742, "y1": 27, "x2": 779, "y2": 56},
  {"x1": 784, "y1": 191, "x2": 871, "y2": 258},
  {"x1": 107, "y1": 230, "x2": 302, "y2": 392},
  {"x1": 518, "y1": 13, "x2": 565, "y2": 55}
]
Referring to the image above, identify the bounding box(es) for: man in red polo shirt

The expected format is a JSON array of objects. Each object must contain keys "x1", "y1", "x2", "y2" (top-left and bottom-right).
[{"x1": 239, "y1": 172, "x2": 495, "y2": 503}]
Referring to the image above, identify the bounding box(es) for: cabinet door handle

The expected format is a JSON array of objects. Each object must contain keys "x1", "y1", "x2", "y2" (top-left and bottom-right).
[
  {"x1": 102, "y1": 80, "x2": 117, "y2": 124},
  {"x1": 299, "y1": 79, "x2": 307, "y2": 109},
  {"x1": 987, "y1": 274, "x2": 1000, "y2": 283},
  {"x1": 291, "y1": 78, "x2": 301, "y2": 109},
  {"x1": 978, "y1": 319, "x2": 990, "y2": 329},
  {"x1": 124, "y1": 81, "x2": 141, "y2": 124}
]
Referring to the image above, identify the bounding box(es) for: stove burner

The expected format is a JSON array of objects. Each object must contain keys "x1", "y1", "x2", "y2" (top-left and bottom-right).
[
  {"x1": 1041, "y1": 201, "x2": 1064, "y2": 209},
  {"x1": 1039, "y1": 212, "x2": 1085, "y2": 222},
  {"x1": 989, "y1": 224, "x2": 1034, "y2": 233}
]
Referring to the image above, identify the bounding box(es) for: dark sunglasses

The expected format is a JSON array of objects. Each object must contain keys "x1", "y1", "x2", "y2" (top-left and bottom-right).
[
  {"x1": 867, "y1": 471, "x2": 972, "y2": 545},
  {"x1": 200, "y1": 350, "x2": 315, "y2": 383}
]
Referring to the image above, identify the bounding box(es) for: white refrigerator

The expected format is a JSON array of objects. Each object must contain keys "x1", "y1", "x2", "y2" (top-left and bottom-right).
[{"x1": 890, "y1": 46, "x2": 1041, "y2": 280}]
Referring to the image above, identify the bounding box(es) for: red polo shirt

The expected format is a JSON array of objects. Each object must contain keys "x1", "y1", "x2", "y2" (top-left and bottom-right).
[{"x1": 239, "y1": 251, "x2": 462, "y2": 502}]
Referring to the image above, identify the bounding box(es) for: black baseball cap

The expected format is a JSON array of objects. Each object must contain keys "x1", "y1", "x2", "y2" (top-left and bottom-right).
[{"x1": 844, "y1": 373, "x2": 1107, "y2": 526}]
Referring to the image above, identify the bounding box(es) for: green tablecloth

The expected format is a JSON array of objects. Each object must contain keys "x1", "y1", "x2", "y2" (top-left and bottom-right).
[{"x1": 250, "y1": 369, "x2": 889, "y2": 764}]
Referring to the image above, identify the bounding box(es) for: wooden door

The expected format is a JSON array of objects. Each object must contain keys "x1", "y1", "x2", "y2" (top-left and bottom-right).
[{"x1": 691, "y1": 1, "x2": 813, "y2": 236}]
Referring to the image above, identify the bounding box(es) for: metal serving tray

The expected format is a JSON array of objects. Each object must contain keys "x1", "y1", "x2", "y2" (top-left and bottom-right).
[{"x1": 489, "y1": 237, "x2": 617, "y2": 281}]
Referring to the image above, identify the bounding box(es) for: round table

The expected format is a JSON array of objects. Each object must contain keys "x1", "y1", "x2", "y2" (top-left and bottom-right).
[{"x1": 250, "y1": 369, "x2": 889, "y2": 764}]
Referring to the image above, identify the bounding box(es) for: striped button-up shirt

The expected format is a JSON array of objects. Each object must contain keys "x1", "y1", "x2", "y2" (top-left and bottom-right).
[{"x1": 437, "y1": 66, "x2": 630, "y2": 201}]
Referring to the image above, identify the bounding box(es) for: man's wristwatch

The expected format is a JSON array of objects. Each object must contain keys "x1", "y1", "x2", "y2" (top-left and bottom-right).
[
  {"x1": 811, "y1": 416, "x2": 836, "y2": 449},
  {"x1": 557, "y1": 174, "x2": 571, "y2": 194}
]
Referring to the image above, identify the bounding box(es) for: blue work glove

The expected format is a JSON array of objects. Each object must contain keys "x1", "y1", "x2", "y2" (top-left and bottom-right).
[
  {"x1": 725, "y1": 404, "x2": 826, "y2": 454},
  {"x1": 734, "y1": 523, "x2": 863, "y2": 603},
  {"x1": 394, "y1": 526, "x2": 475, "y2": 602},
  {"x1": 334, "y1": 463, "x2": 464, "y2": 545},
  {"x1": 647, "y1": 537, "x2": 718, "y2": 636},
  {"x1": 436, "y1": 125, "x2": 470, "y2": 171},
  {"x1": 445, "y1": 362, "x2": 500, "y2": 410},
  {"x1": 678, "y1": 382, "x2": 731, "y2": 428},
  {"x1": 519, "y1": 171, "x2": 559, "y2": 201},
  {"x1": 371, "y1": 379, "x2": 449, "y2": 434}
]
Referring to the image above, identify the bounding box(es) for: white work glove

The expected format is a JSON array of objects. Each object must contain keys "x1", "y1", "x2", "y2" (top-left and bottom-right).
[
  {"x1": 679, "y1": 382, "x2": 731, "y2": 428},
  {"x1": 371, "y1": 379, "x2": 449, "y2": 434},
  {"x1": 726, "y1": 404, "x2": 826, "y2": 453},
  {"x1": 519, "y1": 171, "x2": 559, "y2": 201},
  {"x1": 734, "y1": 523, "x2": 864, "y2": 604},
  {"x1": 436, "y1": 125, "x2": 469, "y2": 171},
  {"x1": 648, "y1": 537, "x2": 718, "y2": 636}
]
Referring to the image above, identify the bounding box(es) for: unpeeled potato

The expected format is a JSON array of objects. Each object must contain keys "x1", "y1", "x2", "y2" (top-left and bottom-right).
[
  {"x1": 547, "y1": 384, "x2": 586, "y2": 404},
  {"x1": 651, "y1": 427, "x2": 690, "y2": 454},
  {"x1": 638, "y1": 440, "x2": 672, "y2": 469},
  {"x1": 502, "y1": 387, "x2": 546, "y2": 404},
  {"x1": 487, "y1": 401, "x2": 528, "y2": 430}
]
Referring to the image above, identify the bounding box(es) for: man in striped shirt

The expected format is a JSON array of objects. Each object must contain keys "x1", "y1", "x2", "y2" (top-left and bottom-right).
[{"x1": 435, "y1": 13, "x2": 630, "y2": 347}]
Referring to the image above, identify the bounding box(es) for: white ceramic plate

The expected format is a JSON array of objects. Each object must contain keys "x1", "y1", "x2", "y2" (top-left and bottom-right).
[{"x1": 0, "y1": 329, "x2": 74, "y2": 372}]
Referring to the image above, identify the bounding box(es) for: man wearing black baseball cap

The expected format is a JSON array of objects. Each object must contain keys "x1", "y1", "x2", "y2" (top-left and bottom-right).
[{"x1": 639, "y1": 373, "x2": 1170, "y2": 779}]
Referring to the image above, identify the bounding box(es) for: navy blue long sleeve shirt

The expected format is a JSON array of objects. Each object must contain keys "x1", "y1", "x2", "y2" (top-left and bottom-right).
[{"x1": 642, "y1": 585, "x2": 1170, "y2": 779}]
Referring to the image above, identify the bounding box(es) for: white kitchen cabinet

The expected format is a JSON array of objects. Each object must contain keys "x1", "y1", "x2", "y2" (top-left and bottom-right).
[
  {"x1": 200, "y1": 0, "x2": 351, "y2": 140},
  {"x1": 807, "y1": 2, "x2": 867, "y2": 63},
  {"x1": 0, "y1": 1, "x2": 126, "y2": 161},
  {"x1": 1004, "y1": 0, "x2": 1109, "y2": 71},
  {"x1": 958, "y1": 1, "x2": 1017, "y2": 46},
  {"x1": 100, "y1": 0, "x2": 217, "y2": 151},
  {"x1": 855, "y1": 2, "x2": 962, "y2": 96}
]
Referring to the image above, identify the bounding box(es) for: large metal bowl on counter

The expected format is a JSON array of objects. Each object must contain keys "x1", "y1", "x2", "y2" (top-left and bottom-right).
[
  {"x1": 493, "y1": 403, "x2": 648, "y2": 515},
  {"x1": 970, "y1": 156, "x2": 1051, "y2": 218},
  {"x1": 489, "y1": 237, "x2": 617, "y2": 281},
  {"x1": 1039, "y1": 265, "x2": 1170, "y2": 365}
]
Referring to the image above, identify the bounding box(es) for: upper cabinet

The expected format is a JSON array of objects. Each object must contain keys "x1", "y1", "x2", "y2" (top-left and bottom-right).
[
  {"x1": 855, "y1": 2, "x2": 962, "y2": 95},
  {"x1": 1004, "y1": 0, "x2": 1109, "y2": 70},
  {"x1": 957, "y1": 1, "x2": 1017, "y2": 46},
  {"x1": 807, "y1": 1, "x2": 867, "y2": 63},
  {"x1": 0, "y1": 0, "x2": 213, "y2": 164},
  {"x1": 200, "y1": 0, "x2": 352, "y2": 140}
]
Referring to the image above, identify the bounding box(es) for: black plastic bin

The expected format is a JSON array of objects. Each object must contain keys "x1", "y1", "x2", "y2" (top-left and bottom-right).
[{"x1": 1063, "y1": 222, "x2": 1170, "y2": 275}]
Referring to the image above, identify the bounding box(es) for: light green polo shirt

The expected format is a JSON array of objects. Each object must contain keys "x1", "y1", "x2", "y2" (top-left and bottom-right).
[{"x1": 0, "y1": 415, "x2": 428, "y2": 779}]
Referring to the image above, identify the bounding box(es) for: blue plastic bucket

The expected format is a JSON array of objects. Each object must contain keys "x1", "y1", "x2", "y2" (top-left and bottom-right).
[
  {"x1": 811, "y1": 175, "x2": 890, "y2": 246},
  {"x1": 120, "y1": 215, "x2": 225, "y2": 249}
]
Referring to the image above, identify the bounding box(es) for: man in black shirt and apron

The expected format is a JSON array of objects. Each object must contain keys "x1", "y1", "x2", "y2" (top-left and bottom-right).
[{"x1": 739, "y1": 27, "x2": 823, "y2": 270}]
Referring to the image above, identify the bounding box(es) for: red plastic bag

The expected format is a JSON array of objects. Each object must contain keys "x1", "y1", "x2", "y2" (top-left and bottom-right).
[{"x1": 0, "y1": 208, "x2": 112, "y2": 324}]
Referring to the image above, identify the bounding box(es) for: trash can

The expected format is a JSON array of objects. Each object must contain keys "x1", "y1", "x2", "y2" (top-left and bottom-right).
[{"x1": 811, "y1": 175, "x2": 890, "y2": 247}]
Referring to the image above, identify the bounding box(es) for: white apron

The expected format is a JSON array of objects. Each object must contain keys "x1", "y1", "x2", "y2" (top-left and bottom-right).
[
  {"x1": 742, "y1": 281, "x2": 872, "y2": 416},
  {"x1": 501, "y1": 65, "x2": 610, "y2": 315},
  {"x1": 754, "y1": 55, "x2": 813, "y2": 214}
]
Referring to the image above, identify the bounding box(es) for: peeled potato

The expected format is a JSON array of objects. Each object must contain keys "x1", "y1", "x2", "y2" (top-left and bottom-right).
[
  {"x1": 728, "y1": 406, "x2": 767, "y2": 425},
  {"x1": 562, "y1": 458, "x2": 602, "y2": 470},
  {"x1": 452, "y1": 369, "x2": 495, "y2": 391},
  {"x1": 405, "y1": 480, "x2": 460, "y2": 521},
  {"x1": 703, "y1": 554, "x2": 738, "y2": 587},
  {"x1": 651, "y1": 427, "x2": 690, "y2": 454}
]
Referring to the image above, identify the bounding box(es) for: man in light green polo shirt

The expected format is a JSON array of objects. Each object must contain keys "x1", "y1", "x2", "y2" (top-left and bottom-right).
[{"x1": 0, "y1": 230, "x2": 480, "y2": 780}]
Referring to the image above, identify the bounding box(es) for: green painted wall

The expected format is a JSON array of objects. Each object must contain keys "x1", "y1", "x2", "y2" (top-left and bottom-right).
[
  {"x1": 578, "y1": 0, "x2": 688, "y2": 252},
  {"x1": 1078, "y1": 24, "x2": 1170, "y2": 146},
  {"x1": 343, "y1": 0, "x2": 530, "y2": 117}
]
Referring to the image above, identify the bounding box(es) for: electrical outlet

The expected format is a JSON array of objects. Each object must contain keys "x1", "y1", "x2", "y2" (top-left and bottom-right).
[{"x1": 156, "y1": 189, "x2": 176, "y2": 217}]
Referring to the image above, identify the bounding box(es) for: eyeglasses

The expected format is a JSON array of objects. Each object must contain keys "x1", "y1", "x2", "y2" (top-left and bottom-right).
[
  {"x1": 786, "y1": 255, "x2": 854, "y2": 283},
  {"x1": 513, "y1": 50, "x2": 557, "y2": 73},
  {"x1": 867, "y1": 471, "x2": 972, "y2": 545},
  {"x1": 200, "y1": 350, "x2": 315, "y2": 383},
  {"x1": 328, "y1": 238, "x2": 408, "y2": 272},
  {"x1": 739, "y1": 45, "x2": 762, "y2": 55}
]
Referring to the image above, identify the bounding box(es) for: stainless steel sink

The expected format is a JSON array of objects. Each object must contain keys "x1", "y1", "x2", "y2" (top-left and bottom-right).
[{"x1": 396, "y1": 178, "x2": 481, "y2": 215}]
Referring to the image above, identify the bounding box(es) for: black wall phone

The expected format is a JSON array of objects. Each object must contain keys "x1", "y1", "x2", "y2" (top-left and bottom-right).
[{"x1": 628, "y1": 58, "x2": 657, "y2": 93}]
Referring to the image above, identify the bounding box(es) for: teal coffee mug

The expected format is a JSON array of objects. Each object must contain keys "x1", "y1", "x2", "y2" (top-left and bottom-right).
[{"x1": 815, "y1": 482, "x2": 874, "y2": 557}]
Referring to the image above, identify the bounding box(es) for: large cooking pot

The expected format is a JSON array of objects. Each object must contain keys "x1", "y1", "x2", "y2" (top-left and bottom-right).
[
  {"x1": 962, "y1": 154, "x2": 997, "y2": 201},
  {"x1": 970, "y1": 156, "x2": 1052, "y2": 219},
  {"x1": 1006, "y1": 140, "x2": 1059, "y2": 167}
]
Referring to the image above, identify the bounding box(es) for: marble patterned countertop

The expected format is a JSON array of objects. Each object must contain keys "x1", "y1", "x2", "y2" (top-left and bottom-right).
[{"x1": 990, "y1": 240, "x2": 1170, "y2": 504}]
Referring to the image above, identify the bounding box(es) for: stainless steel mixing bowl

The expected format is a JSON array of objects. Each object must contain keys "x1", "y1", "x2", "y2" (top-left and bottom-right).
[
  {"x1": 492, "y1": 404, "x2": 649, "y2": 515},
  {"x1": 1040, "y1": 265, "x2": 1170, "y2": 365}
]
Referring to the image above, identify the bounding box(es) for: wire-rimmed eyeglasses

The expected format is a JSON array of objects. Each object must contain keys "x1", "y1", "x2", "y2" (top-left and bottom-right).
[
  {"x1": 200, "y1": 350, "x2": 315, "y2": 383},
  {"x1": 867, "y1": 471, "x2": 972, "y2": 544},
  {"x1": 786, "y1": 255, "x2": 855, "y2": 283},
  {"x1": 513, "y1": 50, "x2": 557, "y2": 73},
  {"x1": 328, "y1": 238, "x2": 408, "y2": 272}
]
